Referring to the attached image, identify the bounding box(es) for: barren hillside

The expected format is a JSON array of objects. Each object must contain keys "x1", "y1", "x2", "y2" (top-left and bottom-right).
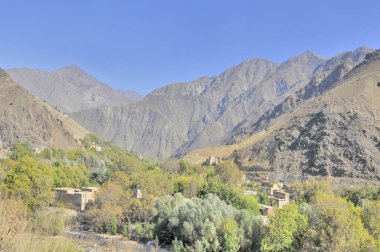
[{"x1": 0, "y1": 69, "x2": 89, "y2": 150}]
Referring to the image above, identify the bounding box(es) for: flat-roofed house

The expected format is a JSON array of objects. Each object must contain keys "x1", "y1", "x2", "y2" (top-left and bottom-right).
[{"x1": 53, "y1": 187, "x2": 99, "y2": 211}]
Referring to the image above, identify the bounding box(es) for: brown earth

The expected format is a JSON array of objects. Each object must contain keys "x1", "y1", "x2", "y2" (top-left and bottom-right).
[{"x1": 0, "y1": 69, "x2": 89, "y2": 150}]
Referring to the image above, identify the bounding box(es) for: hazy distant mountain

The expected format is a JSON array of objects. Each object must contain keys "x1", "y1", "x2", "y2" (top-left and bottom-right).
[
  {"x1": 0, "y1": 69, "x2": 88, "y2": 150},
  {"x1": 6, "y1": 65, "x2": 143, "y2": 113},
  {"x1": 229, "y1": 50, "x2": 380, "y2": 184},
  {"x1": 72, "y1": 47, "x2": 373, "y2": 158}
]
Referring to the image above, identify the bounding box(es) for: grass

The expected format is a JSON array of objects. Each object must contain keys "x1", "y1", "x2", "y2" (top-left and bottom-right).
[{"x1": 0, "y1": 199, "x2": 82, "y2": 252}]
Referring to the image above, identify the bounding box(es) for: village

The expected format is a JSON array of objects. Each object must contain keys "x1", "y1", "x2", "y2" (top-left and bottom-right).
[
  {"x1": 205, "y1": 155, "x2": 290, "y2": 224},
  {"x1": 1, "y1": 143, "x2": 291, "y2": 223},
  {"x1": 53, "y1": 155, "x2": 290, "y2": 227}
]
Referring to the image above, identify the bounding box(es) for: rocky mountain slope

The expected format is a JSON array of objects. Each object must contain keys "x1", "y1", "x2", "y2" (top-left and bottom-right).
[
  {"x1": 0, "y1": 69, "x2": 89, "y2": 150},
  {"x1": 228, "y1": 50, "x2": 380, "y2": 184},
  {"x1": 6, "y1": 65, "x2": 143, "y2": 113},
  {"x1": 72, "y1": 47, "x2": 372, "y2": 158},
  {"x1": 226, "y1": 49, "x2": 369, "y2": 144}
]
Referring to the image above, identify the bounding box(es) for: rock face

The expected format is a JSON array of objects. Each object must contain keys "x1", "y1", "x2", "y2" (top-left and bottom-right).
[
  {"x1": 6, "y1": 65, "x2": 143, "y2": 113},
  {"x1": 72, "y1": 47, "x2": 372, "y2": 158},
  {"x1": 231, "y1": 50, "x2": 380, "y2": 184},
  {"x1": 0, "y1": 69, "x2": 89, "y2": 150},
  {"x1": 227, "y1": 48, "x2": 369, "y2": 144}
]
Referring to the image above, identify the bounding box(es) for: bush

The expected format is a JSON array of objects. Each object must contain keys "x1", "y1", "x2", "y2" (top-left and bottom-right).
[
  {"x1": 109, "y1": 215, "x2": 118, "y2": 235},
  {"x1": 122, "y1": 224, "x2": 129, "y2": 237}
]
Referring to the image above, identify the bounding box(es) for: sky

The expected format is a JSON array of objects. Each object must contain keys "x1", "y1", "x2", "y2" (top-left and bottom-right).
[{"x1": 0, "y1": 0, "x2": 379, "y2": 94}]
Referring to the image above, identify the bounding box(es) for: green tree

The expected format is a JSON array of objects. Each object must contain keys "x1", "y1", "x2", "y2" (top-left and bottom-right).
[
  {"x1": 302, "y1": 193, "x2": 376, "y2": 251},
  {"x1": 38, "y1": 148, "x2": 53, "y2": 160},
  {"x1": 362, "y1": 200, "x2": 380, "y2": 242},
  {"x1": 172, "y1": 238, "x2": 186, "y2": 252},
  {"x1": 341, "y1": 185, "x2": 380, "y2": 206},
  {"x1": 235, "y1": 210, "x2": 263, "y2": 251},
  {"x1": 222, "y1": 218, "x2": 240, "y2": 252},
  {"x1": 174, "y1": 176, "x2": 203, "y2": 198},
  {"x1": 122, "y1": 223, "x2": 129, "y2": 238},
  {"x1": 145, "y1": 222, "x2": 155, "y2": 240},
  {"x1": 109, "y1": 215, "x2": 117, "y2": 235},
  {"x1": 288, "y1": 178, "x2": 333, "y2": 203},
  {"x1": 9, "y1": 142, "x2": 32, "y2": 161},
  {"x1": 53, "y1": 164, "x2": 90, "y2": 188},
  {"x1": 261, "y1": 204, "x2": 308, "y2": 252},
  {"x1": 3, "y1": 157, "x2": 54, "y2": 210},
  {"x1": 153, "y1": 193, "x2": 240, "y2": 251},
  {"x1": 178, "y1": 160, "x2": 194, "y2": 175},
  {"x1": 135, "y1": 222, "x2": 144, "y2": 241},
  {"x1": 197, "y1": 178, "x2": 260, "y2": 214},
  {"x1": 215, "y1": 161, "x2": 242, "y2": 186}
]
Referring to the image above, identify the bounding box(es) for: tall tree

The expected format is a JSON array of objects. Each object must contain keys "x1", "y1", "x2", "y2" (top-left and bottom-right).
[
  {"x1": 261, "y1": 204, "x2": 307, "y2": 252},
  {"x1": 302, "y1": 193, "x2": 376, "y2": 251},
  {"x1": 2, "y1": 157, "x2": 54, "y2": 210}
]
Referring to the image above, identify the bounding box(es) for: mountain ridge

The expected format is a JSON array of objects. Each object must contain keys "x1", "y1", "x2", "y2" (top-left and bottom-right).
[
  {"x1": 6, "y1": 65, "x2": 143, "y2": 113},
  {"x1": 185, "y1": 49, "x2": 380, "y2": 184},
  {"x1": 0, "y1": 69, "x2": 89, "y2": 150},
  {"x1": 71, "y1": 47, "x2": 373, "y2": 158}
]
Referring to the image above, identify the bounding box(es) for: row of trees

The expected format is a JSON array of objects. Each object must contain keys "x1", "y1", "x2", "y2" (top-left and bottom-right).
[{"x1": 151, "y1": 188, "x2": 380, "y2": 252}]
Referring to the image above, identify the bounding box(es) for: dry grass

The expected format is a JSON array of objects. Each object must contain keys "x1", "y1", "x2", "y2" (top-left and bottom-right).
[
  {"x1": 183, "y1": 117, "x2": 289, "y2": 165},
  {"x1": 0, "y1": 199, "x2": 81, "y2": 252}
]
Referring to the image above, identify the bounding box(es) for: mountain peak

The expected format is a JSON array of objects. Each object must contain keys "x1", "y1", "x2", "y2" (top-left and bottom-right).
[
  {"x1": 55, "y1": 64, "x2": 85, "y2": 74},
  {"x1": 7, "y1": 66, "x2": 141, "y2": 113},
  {"x1": 288, "y1": 51, "x2": 321, "y2": 62},
  {"x1": 354, "y1": 46, "x2": 373, "y2": 54}
]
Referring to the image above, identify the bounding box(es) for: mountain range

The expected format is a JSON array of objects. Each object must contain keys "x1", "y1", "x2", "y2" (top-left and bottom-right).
[
  {"x1": 227, "y1": 50, "x2": 380, "y2": 184},
  {"x1": 6, "y1": 65, "x2": 143, "y2": 113},
  {"x1": 2, "y1": 46, "x2": 379, "y2": 184},
  {"x1": 69, "y1": 47, "x2": 373, "y2": 158}
]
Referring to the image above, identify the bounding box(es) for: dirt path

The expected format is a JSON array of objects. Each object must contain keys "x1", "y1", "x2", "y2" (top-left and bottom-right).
[{"x1": 63, "y1": 230, "x2": 171, "y2": 252}]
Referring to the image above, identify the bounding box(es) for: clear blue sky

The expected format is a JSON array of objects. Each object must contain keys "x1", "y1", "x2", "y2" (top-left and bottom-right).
[{"x1": 0, "y1": 0, "x2": 379, "y2": 94}]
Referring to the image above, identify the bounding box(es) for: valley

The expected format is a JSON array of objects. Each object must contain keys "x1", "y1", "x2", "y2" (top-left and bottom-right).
[
  {"x1": 0, "y1": 43, "x2": 379, "y2": 252},
  {"x1": 2, "y1": 1, "x2": 380, "y2": 251}
]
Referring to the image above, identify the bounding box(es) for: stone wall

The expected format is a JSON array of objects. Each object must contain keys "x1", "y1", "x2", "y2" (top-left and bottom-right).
[{"x1": 53, "y1": 187, "x2": 98, "y2": 211}]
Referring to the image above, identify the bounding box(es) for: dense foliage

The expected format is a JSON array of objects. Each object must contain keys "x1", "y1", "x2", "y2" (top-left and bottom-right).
[
  {"x1": 1, "y1": 137, "x2": 380, "y2": 251},
  {"x1": 260, "y1": 204, "x2": 307, "y2": 251},
  {"x1": 152, "y1": 193, "x2": 262, "y2": 251}
]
